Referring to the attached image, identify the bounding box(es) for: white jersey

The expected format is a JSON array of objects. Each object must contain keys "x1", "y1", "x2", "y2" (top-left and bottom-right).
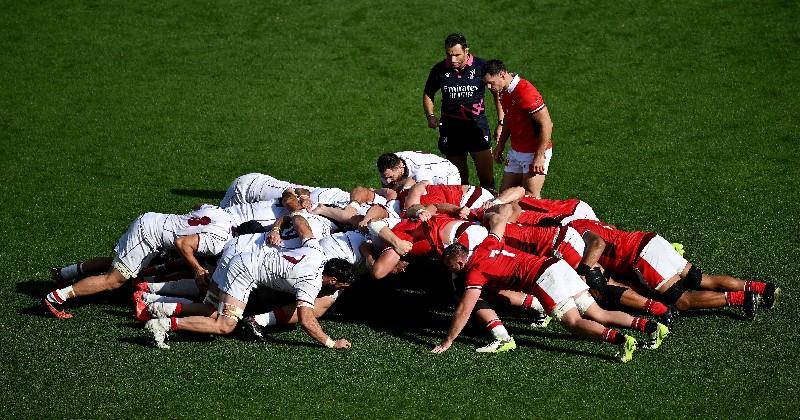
[
  {"x1": 257, "y1": 239, "x2": 327, "y2": 305},
  {"x1": 319, "y1": 231, "x2": 367, "y2": 266},
  {"x1": 158, "y1": 206, "x2": 233, "y2": 256},
  {"x1": 310, "y1": 187, "x2": 351, "y2": 208},
  {"x1": 224, "y1": 200, "x2": 286, "y2": 228},
  {"x1": 395, "y1": 151, "x2": 461, "y2": 185},
  {"x1": 220, "y1": 173, "x2": 313, "y2": 208},
  {"x1": 277, "y1": 211, "x2": 339, "y2": 249},
  {"x1": 216, "y1": 232, "x2": 268, "y2": 268}
]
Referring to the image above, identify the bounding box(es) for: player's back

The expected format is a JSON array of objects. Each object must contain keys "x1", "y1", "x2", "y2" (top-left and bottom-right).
[
  {"x1": 160, "y1": 206, "x2": 233, "y2": 254},
  {"x1": 320, "y1": 231, "x2": 367, "y2": 265},
  {"x1": 467, "y1": 235, "x2": 557, "y2": 292},
  {"x1": 224, "y1": 200, "x2": 284, "y2": 227},
  {"x1": 257, "y1": 239, "x2": 326, "y2": 299},
  {"x1": 568, "y1": 219, "x2": 652, "y2": 268}
]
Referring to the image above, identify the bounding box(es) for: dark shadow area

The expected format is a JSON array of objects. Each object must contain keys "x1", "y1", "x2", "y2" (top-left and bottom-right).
[
  {"x1": 170, "y1": 188, "x2": 225, "y2": 201},
  {"x1": 679, "y1": 308, "x2": 743, "y2": 321}
]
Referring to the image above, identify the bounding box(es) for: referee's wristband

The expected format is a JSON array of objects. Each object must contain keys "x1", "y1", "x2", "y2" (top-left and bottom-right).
[{"x1": 324, "y1": 337, "x2": 336, "y2": 348}]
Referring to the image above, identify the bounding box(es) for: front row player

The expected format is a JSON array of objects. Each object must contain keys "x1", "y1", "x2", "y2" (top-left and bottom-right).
[
  {"x1": 433, "y1": 207, "x2": 642, "y2": 362},
  {"x1": 145, "y1": 201, "x2": 355, "y2": 350}
]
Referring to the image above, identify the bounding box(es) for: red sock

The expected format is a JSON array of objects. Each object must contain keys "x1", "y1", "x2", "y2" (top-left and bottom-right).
[
  {"x1": 644, "y1": 299, "x2": 668, "y2": 316},
  {"x1": 274, "y1": 307, "x2": 290, "y2": 325},
  {"x1": 725, "y1": 291, "x2": 744, "y2": 306},
  {"x1": 169, "y1": 317, "x2": 180, "y2": 331},
  {"x1": 744, "y1": 281, "x2": 766, "y2": 294},
  {"x1": 174, "y1": 303, "x2": 183, "y2": 316},
  {"x1": 630, "y1": 317, "x2": 648, "y2": 333},
  {"x1": 485, "y1": 319, "x2": 503, "y2": 331},
  {"x1": 522, "y1": 294, "x2": 534, "y2": 310},
  {"x1": 600, "y1": 328, "x2": 624, "y2": 345}
]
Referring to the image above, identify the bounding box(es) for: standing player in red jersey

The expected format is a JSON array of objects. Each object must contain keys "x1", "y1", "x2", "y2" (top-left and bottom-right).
[
  {"x1": 483, "y1": 60, "x2": 554, "y2": 198},
  {"x1": 433, "y1": 206, "x2": 653, "y2": 362},
  {"x1": 568, "y1": 219, "x2": 780, "y2": 320}
]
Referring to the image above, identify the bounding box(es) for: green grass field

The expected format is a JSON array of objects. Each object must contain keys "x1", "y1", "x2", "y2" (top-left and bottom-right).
[{"x1": 2, "y1": 0, "x2": 799, "y2": 417}]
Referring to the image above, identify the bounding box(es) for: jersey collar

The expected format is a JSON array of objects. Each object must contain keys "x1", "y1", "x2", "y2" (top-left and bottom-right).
[{"x1": 506, "y1": 73, "x2": 521, "y2": 93}]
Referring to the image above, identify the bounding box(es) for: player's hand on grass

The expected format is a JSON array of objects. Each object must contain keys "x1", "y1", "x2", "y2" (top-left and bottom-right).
[
  {"x1": 432, "y1": 340, "x2": 452, "y2": 353},
  {"x1": 333, "y1": 338, "x2": 352, "y2": 349}
]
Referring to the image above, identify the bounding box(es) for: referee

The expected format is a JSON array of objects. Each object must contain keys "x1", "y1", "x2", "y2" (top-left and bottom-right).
[{"x1": 423, "y1": 33, "x2": 503, "y2": 191}]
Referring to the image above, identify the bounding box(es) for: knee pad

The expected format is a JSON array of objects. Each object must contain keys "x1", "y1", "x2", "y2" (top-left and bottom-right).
[
  {"x1": 660, "y1": 279, "x2": 687, "y2": 305},
  {"x1": 217, "y1": 302, "x2": 244, "y2": 321},
  {"x1": 574, "y1": 292, "x2": 596, "y2": 315},
  {"x1": 602, "y1": 285, "x2": 628, "y2": 307},
  {"x1": 685, "y1": 265, "x2": 703, "y2": 289},
  {"x1": 551, "y1": 297, "x2": 577, "y2": 321}
]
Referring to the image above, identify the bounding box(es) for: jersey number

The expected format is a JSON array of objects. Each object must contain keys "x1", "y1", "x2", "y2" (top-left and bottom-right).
[
  {"x1": 188, "y1": 216, "x2": 212, "y2": 226},
  {"x1": 489, "y1": 249, "x2": 516, "y2": 258}
]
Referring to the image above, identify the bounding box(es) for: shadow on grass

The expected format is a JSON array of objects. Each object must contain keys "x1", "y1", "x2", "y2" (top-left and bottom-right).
[
  {"x1": 679, "y1": 309, "x2": 744, "y2": 321},
  {"x1": 170, "y1": 188, "x2": 225, "y2": 201}
]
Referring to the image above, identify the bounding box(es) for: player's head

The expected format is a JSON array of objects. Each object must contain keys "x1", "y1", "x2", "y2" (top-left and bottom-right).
[
  {"x1": 377, "y1": 153, "x2": 408, "y2": 188},
  {"x1": 442, "y1": 243, "x2": 469, "y2": 273},
  {"x1": 295, "y1": 187, "x2": 313, "y2": 210},
  {"x1": 322, "y1": 258, "x2": 355, "y2": 290},
  {"x1": 281, "y1": 188, "x2": 303, "y2": 211},
  {"x1": 482, "y1": 59, "x2": 509, "y2": 94},
  {"x1": 444, "y1": 33, "x2": 469, "y2": 70}
]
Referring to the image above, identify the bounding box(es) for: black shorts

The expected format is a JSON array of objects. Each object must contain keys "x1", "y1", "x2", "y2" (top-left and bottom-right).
[{"x1": 438, "y1": 117, "x2": 491, "y2": 156}]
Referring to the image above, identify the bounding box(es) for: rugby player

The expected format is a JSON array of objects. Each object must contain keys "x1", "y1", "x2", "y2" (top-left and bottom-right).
[{"x1": 376, "y1": 151, "x2": 461, "y2": 191}]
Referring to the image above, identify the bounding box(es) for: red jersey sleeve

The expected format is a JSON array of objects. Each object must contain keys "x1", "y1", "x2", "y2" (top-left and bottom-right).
[{"x1": 518, "y1": 81, "x2": 545, "y2": 114}]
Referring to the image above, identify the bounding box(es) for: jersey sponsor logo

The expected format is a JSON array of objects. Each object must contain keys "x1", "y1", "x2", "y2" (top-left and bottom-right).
[
  {"x1": 468, "y1": 69, "x2": 476, "y2": 79},
  {"x1": 282, "y1": 254, "x2": 306, "y2": 264}
]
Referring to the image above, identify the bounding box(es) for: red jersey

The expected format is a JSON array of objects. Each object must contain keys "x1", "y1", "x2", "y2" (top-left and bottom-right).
[
  {"x1": 504, "y1": 224, "x2": 584, "y2": 268},
  {"x1": 500, "y1": 75, "x2": 550, "y2": 153},
  {"x1": 568, "y1": 219, "x2": 655, "y2": 276},
  {"x1": 387, "y1": 214, "x2": 470, "y2": 257},
  {"x1": 518, "y1": 197, "x2": 580, "y2": 214},
  {"x1": 398, "y1": 185, "x2": 464, "y2": 209},
  {"x1": 464, "y1": 235, "x2": 559, "y2": 294}
]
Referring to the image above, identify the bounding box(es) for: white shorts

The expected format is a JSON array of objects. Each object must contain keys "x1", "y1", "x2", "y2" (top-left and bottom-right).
[
  {"x1": 504, "y1": 148, "x2": 553, "y2": 175},
  {"x1": 560, "y1": 201, "x2": 599, "y2": 225},
  {"x1": 213, "y1": 252, "x2": 265, "y2": 304},
  {"x1": 460, "y1": 186, "x2": 495, "y2": 210},
  {"x1": 220, "y1": 173, "x2": 264, "y2": 208},
  {"x1": 112, "y1": 213, "x2": 161, "y2": 279},
  {"x1": 634, "y1": 235, "x2": 689, "y2": 291},
  {"x1": 552, "y1": 226, "x2": 586, "y2": 268},
  {"x1": 444, "y1": 223, "x2": 488, "y2": 254},
  {"x1": 535, "y1": 259, "x2": 589, "y2": 315}
]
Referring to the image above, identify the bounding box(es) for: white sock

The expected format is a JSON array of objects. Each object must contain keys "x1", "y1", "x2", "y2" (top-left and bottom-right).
[
  {"x1": 253, "y1": 311, "x2": 277, "y2": 327},
  {"x1": 531, "y1": 296, "x2": 545, "y2": 313},
  {"x1": 148, "y1": 279, "x2": 199, "y2": 297},
  {"x1": 60, "y1": 264, "x2": 81, "y2": 280},
  {"x1": 142, "y1": 292, "x2": 192, "y2": 305},
  {"x1": 150, "y1": 302, "x2": 180, "y2": 317},
  {"x1": 489, "y1": 324, "x2": 511, "y2": 341},
  {"x1": 48, "y1": 285, "x2": 75, "y2": 303}
]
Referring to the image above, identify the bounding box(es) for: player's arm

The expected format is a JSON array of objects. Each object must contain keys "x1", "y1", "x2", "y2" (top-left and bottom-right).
[
  {"x1": 433, "y1": 203, "x2": 469, "y2": 219},
  {"x1": 174, "y1": 234, "x2": 209, "y2": 289},
  {"x1": 486, "y1": 204, "x2": 512, "y2": 239},
  {"x1": 493, "y1": 121, "x2": 510, "y2": 164},
  {"x1": 576, "y1": 231, "x2": 607, "y2": 290},
  {"x1": 490, "y1": 89, "x2": 505, "y2": 142},
  {"x1": 403, "y1": 180, "x2": 431, "y2": 210},
  {"x1": 529, "y1": 106, "x2": 553, "y2": 174},
  {"x1": 432, "y1": 288, "x2": 482, "y2": 353},
  {"x1": 297, "y1": 303, "x2": 350, "y2": 349},
  {"x1": 493, "y1": 186, "x2": 525, "y2": 205},
  {"x1": 268, "y1": 215, "x2": 289, "y2": 245},
  {"x1": 423, "y1": 84, "x2": 439, "y2": 128}
]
